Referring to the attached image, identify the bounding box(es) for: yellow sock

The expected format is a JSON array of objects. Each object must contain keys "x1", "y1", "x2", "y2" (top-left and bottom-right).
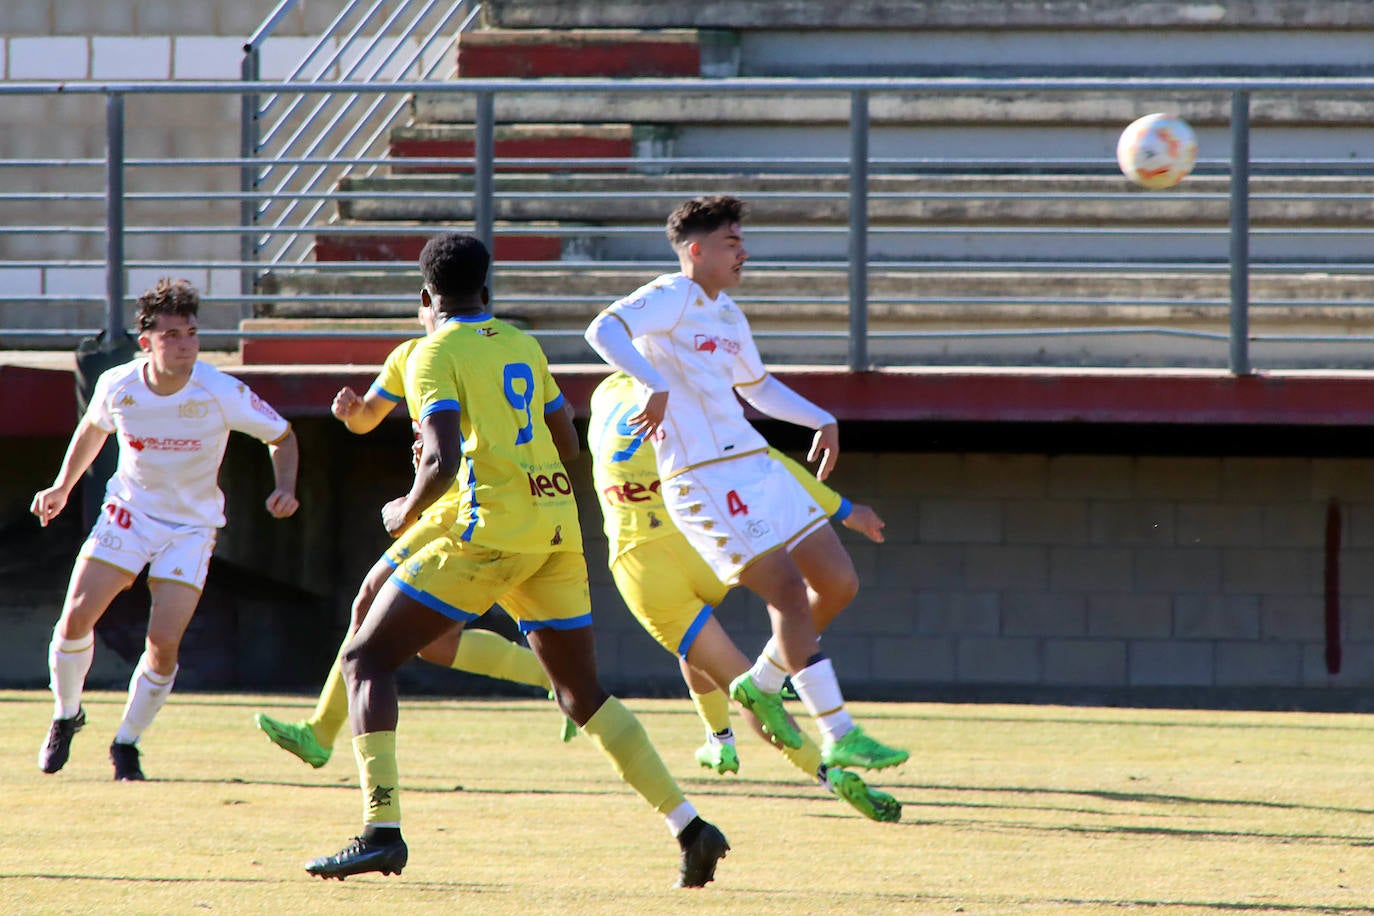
[
  {"x1": 452, "y1": 629, "x2": 551, "y2": 690},
  {"x1": 582, "y1": 696, "x2": 685, "y2": 816},
  {"x1": 353, "y1": 731, "x2": 400, "y2": 826},
  {"x1": 779, "y1": 731, "x2": 825, "y2": 781},
  {"x1": 308, "y1": 652, "x2": 349, "y2": 750},
  {"x1": 689, "y1": 688, "x2": 732, "y2": 736}
]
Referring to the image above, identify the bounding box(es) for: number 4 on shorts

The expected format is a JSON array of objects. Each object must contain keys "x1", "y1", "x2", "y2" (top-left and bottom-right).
[{"x1": 726, "y1": 490, "x2": 748, "y2": 516}]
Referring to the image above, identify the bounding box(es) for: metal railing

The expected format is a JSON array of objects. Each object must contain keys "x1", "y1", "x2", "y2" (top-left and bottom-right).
[{"x1": 4, "y1": 76, "x2": 1374, "y2": 371}]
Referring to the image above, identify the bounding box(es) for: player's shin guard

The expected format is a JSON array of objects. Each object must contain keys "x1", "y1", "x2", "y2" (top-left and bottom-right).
[
  {"x1": 113, "y1": 652, "x2": 176, "y2": 745},
  {"x1": 309, "y1": 652, "x2": 349, "y2": 750},
  {"x1": 49, "y1": 630, "x2": 95, "y2": 720},
  {"x1": 582, "y1": 696, "x2": 686, "y2": 817},
  {"x1": 778, "y1": 730, "x2": 826, "y2": 783},
  {"x1": 688, "y1": 688, "x2": 732, "y2": 736},
  {"x1": 353, "y1": 731, "x2": 401, "y2": 826},
  {"x1": 452, "y1": 629, "x2": 551, "y2": 690}
]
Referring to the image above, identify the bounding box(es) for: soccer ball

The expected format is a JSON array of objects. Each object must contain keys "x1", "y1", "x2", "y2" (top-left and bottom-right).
[{"x1": 1116, "y1": 113, "x2": 1198, "y2": 189}]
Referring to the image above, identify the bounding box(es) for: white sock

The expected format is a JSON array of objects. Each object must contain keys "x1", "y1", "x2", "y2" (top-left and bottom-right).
[
  {"x1": 791, "y1": 657, "x2": 854, "y2": 743},
  {"x1": 665, "y1": 801, "x2": 699, "y2": 837},
  {"x1": 747, "y1": 637, "x2": 788, "y2": 693},
  {"x1": 113, "y1": 652, "x2": 177, "y2": 745},
  {"x1": 708, "y1": 728, "x2": 736, "y2": 748},
  {"x1": 49, "y1": 630, "x2": 95, "y2": 720}
]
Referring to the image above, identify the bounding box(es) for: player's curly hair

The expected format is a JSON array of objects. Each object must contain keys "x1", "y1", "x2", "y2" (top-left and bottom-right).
[
  {"x1": 419, "y1": 233, "x2": 490, "y2": 301},
  {"x1": 666, "y1": 195, "x2": 747, "y2": 248},
  {"x1": 136, "y1": 278, "x2": 199, "y2": 332}
]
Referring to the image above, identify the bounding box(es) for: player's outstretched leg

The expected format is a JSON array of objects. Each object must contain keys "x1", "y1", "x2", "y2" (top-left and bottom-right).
[
  {"x1": 728, "y1": 672, "x2": 802, "y2": 749},
  {"x1": 255, "y1": 714, "x2": 332, "y2": 768},
  {"x1": 823, "y1": 725, "x2": 909, "y2": 771},
  {"x1": 38, "y1": 707, "x2": 86, "y2": 774},
  {"x1": 826, "y1": 767, "x2": 901, "y2": 822}
]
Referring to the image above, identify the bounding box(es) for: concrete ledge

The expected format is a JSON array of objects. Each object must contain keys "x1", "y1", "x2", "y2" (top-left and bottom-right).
[
  {"x1": 390, "y1": 123, "x2": 637, "y2": 173},
  {"x1": 480, "y1": 0, "x2": 1374, "y2": 31},
  {"x1": 413, "y1": 88, "x2": 1374, "y2": 127},
  {"x1": 15, "y1": 362, "x2": 1374, "y2": 433}
]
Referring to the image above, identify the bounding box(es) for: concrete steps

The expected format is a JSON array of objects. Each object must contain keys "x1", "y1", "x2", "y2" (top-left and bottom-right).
[{"x1": 333, "y1": 173, "x2": 1374, "y2": 227}]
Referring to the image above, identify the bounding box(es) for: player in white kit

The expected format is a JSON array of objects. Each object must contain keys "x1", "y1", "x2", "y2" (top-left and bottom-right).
[
  {"x1": 585, "y1": 195, "x2": 907, "y2": 772},
  {"x1": 31, "y1": 278, "x2": 299, "y2": 780}
]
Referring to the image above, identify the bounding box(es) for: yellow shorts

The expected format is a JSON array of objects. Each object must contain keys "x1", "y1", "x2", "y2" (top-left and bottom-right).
[
  {"x1": 611, "y1": 534, "x2": 729, "y2": 658},
  {"x1": 390, "y1": 531, "x2": 591, "y2": 632},
  {"x1": 383, "y1": 505, "x2": 458, "y2": 569}
]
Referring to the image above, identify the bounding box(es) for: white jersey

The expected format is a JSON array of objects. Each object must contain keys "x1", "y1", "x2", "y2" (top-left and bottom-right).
[
  {"x1": 604, "y1": 272, "x2": 768, "y2": 478},
  {"x1": 84, "y1": 359, "x2": 291, "y2": 528}
]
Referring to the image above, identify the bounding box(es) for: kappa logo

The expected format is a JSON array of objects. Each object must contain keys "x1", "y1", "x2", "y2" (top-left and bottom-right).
[
  {"x1": 648, "y1": 511, "x2": 663, "y2": 529},
  {"x1": 118, "y1": 394, "x2": 136, "y2": 407},
  {"x1": 694, "y1": 297, "x2": 704, "y2": 306},
  {"x1": 171, "y1": 567, "x2": 185, "y2": 577},
  {"x1": 368, "y1": 785, "x2": 395, "y2": 811},
  {"x1": 476, "y1": 327, "x2": 498, "y2": 337}
]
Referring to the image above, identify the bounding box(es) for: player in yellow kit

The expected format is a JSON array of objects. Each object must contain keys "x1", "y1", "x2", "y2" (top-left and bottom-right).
[
  {"x1": 253, "y1": 306, "x2": 571, "y2": 770},
  {"x1": 589, "y1": 371, "x2": 900, "y2": 822},
  {"x1": 304, "y1": 234, "x2": 728, "y2": 888}
]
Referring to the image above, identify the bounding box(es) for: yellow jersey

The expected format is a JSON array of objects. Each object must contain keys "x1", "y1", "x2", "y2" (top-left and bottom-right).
[
  {"x1": 404, "y1": 314, "x2": 581, "y2": 554},
  {"x1": 588, "y1": 371, "x2": 845, "y2": 562}
]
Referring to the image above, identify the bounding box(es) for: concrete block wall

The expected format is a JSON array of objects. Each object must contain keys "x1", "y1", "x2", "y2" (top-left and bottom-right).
[{"x1": 7, "y1": 415, "x2": 1374, "y2": 705}]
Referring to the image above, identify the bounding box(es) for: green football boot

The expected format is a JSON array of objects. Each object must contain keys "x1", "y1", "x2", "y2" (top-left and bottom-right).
[
  {"x1": 560, "y1": 715, "x2": 579, "y2": 743},
  {"x1": 823, "y1": 725, "x2": 908, "y2": 771},
  {"x1": 728, "y1": 674, "x2": 803, "y2": 749},
  {"x1": 826, "y1": 767, "x2": 902, "y2": 822},
  {"x1": 694, "y1": 740, "x2": 740, "y2": 775},
  {"x1": 254, "y1": 713, "x2": 332, "y2": 768}
]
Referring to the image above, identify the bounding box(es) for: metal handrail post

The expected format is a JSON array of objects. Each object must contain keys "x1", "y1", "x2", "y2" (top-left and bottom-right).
[
  {"x1": 848, "y1": 90, "x2": 870, "y2": 371},
  {"x1": 240, "y1": 47, "x2": 261, "y2": 319},
  {"x1": 1229, "y1": 90, "x2": 1251, "y2": 375},
  {"x1": 105, "y1": 92, "x2": 125, "y2": 340},
  {"x1": 474, "y1": 90, "x2": 495, "y2": 284}
]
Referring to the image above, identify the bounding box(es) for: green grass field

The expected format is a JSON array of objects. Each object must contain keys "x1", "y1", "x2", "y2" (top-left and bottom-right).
[{"x1": 5, "y1": 689, "x2": 1374, "y2": 915}]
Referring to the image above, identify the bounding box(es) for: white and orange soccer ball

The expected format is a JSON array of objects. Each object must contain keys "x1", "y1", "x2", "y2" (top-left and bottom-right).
[{"x1": 1116, "y1": 113, "x2": 1199, "y2": 189}]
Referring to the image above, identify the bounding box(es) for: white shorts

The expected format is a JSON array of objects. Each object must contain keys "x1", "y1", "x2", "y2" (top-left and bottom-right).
[
  {"x1": 661, "y1": 450, "x2": 829, "y2": 585},
  {"x1": 78, "y1": 498, "x2": 216, "y2": 591}
]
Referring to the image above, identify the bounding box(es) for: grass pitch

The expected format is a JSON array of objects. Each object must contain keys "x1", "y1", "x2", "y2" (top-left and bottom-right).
[{"x1": 4, "y1": 689, "x2": 1374, "y2": 915}]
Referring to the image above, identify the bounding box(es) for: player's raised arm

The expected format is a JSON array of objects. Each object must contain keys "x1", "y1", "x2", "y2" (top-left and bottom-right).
[
  {"x1": 584, "y1": 311, "x2": 672, "y2": 438},
  {"x1": 332, "y1": 386, "x2": 400, "y2": 434},
  {"x1": 30, "y1": 416, "x2": 110, "y2": 527},
  {"x1": 735, "y1": 374, "x2": 839, "y2": 480}
]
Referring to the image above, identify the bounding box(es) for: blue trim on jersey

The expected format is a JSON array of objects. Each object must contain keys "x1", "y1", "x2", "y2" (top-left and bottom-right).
[
  {"x1": 388, "y1": 575, "x2": 482, "y2": 623},
  {"x1": 443, "y1": 312, "x2": 494, "y2": 324},
  {"x1": 420, "y1": 398, "x2": 460, "y2": 419},
  {"x1": 544, "y1": 391, "x2": 566, "y2": 413},
  {"x1": 368, "y1": 383, "x2": 403, "y2": 403},
  {"x1": 832, "y1": 496, "x2": 853, "y2": 522},
  {"x1": 458, "y1": 427, "x2": 480, "y2": 541},
  {"x1": 676, "y1": 604, "x2": 716, "y2": 660},
  {"x1": 518, "y1": 611, "x2": 594, "y2": 634}
]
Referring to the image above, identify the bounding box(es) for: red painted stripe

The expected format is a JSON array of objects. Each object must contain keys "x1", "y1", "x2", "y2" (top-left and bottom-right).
[
  {"x1": 18, "y1": 365, "x2": 1374, "y2": 432},
  {"x1": 313, "y1": 234, "x2": 562, "y2": 263},
  {"x1": 457, "y1": 42, "x2": 700, "y2": 78}
]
